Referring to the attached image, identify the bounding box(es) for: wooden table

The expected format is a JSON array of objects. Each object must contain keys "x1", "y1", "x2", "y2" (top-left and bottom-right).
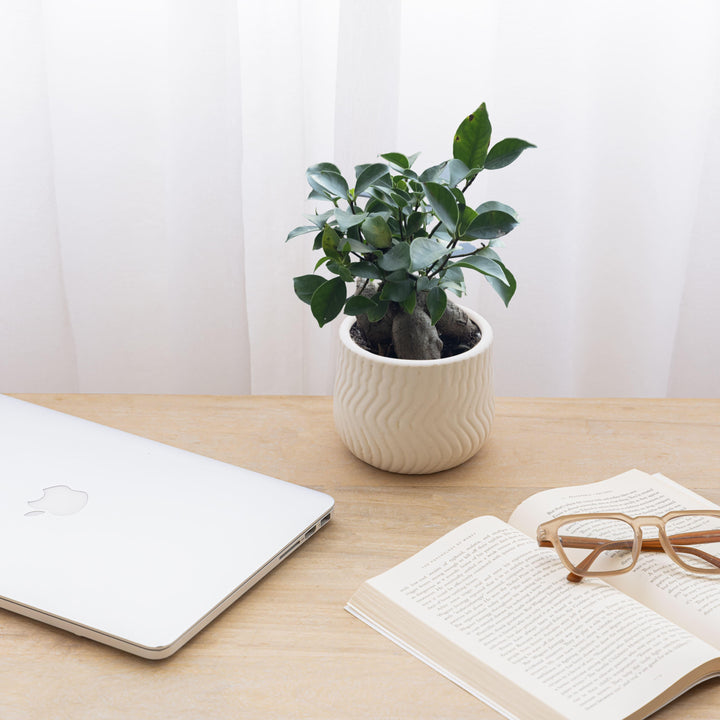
[{"x1": 3, "y1": 395, "x2": 720, "y2": 720}]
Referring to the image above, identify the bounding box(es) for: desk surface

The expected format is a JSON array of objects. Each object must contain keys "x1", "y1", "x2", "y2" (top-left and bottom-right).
[{"x1": 4, "y1": 395, "x2": 720, "y2": 719}]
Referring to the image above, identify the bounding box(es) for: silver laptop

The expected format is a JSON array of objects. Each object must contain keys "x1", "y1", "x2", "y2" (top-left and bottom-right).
[{"x1": 0, "y1": 394, "x2": 334, "y2": 659}]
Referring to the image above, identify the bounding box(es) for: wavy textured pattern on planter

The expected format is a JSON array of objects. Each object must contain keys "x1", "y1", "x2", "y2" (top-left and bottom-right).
[{"x1": 333, "y1": 308, "x2": 494, "y2": 474}]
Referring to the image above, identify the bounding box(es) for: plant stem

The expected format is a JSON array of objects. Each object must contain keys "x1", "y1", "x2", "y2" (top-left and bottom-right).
[
  {"x1": 426, "y1": 171, "x2": 482, "y2": 276},
  {"x1": 451, "y1": 243, "x2": 486, "y2": 258},
  {"x1": 461, "y1": 171, "x2": 479, "y2": 193},
  {"x1": 427, "y1": 239, "x2": 459, "y2": 279},
  {"x1": 427, "y1": 220, "x2": 442, "y2": 239}
]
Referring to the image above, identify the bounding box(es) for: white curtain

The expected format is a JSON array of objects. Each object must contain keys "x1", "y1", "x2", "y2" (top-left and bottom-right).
[{"x1": 2, "y1": 0, "x2": 719, "y2": 397}]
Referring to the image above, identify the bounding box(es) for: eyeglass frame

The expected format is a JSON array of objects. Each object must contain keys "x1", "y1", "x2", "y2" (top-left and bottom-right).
[{"x1": 536, "y1": 510, "x2": 720, "y2": 583}]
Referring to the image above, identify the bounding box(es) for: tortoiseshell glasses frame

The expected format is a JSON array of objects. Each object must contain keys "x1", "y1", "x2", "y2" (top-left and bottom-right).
[{"x1": 537, "y1": 510, "x2": 720, "y2": 583}]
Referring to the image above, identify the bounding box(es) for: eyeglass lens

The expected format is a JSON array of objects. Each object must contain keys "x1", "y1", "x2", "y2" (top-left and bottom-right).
[
  {"x1": 665, "y1": 514, "x2": 720, "y2": 570},
  {"x1": 557, "y1": 517, "x2": 636, "y2": 575}
]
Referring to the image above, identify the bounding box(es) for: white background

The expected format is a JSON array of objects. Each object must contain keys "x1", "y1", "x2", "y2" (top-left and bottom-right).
[{"x1": 2, "y1": 0, "x2": 719, "y2": 396}]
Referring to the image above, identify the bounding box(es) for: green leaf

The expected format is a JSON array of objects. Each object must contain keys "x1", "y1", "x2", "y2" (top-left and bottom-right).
[
  {"x1": 476, "y1": 200, "x2": 518, "y2": 219},
  {"x1": 321, "y1": 225, "x2": 343, "y2": 260},
  {"x1": 377, "y1": 242, "x2": 411, "y2": 272},
  {"x1": 348, "y1": 261, "x2": 383, "y2": 279},
  {"x1": 400, "y1": 289, "x2": 417, "y2": 315},
  {"x1": 465, "y1": 201, "x2": 518, "y2": 239},
  {"x1": 314, "y1": 255, "x2": 331, "y2": 271},
  {"x1": 365, "y1": 187, "x2": 394, "y2": 209},
  {"x1": 307, "y1": 189, "x2": 329, "y2": 202},
  {"x1": 474, "y1": 245, "x2": 503, "y2": 262},
  {"x1": 426, "y1": 287, "x2": 447, "y2": 325},
  {"x1": 384, "y1": 269, "x2": 408, "y2": 282},
  {"x1": 439, "y1": 266, "x2": 466, "y2": 296},
  {"x1": 307, "y1": 162, "x2": 342, "y2": 176},
  {"x1": 380, "y1": 278, "x2": 414, "y2": 303},
  {"x1": 361, "y1": 215, "x2": 393, "y2": 249},
  {"x1": 293, "y1": 274, "x2": 326, "y2": 305},
  {"x1": 388, "y1": 189, "x2": 410, "y2": 209},
  {"x1": 310, "y1": 277, "x2": 347, "y2": 327},
  {"x1": 405, "y1": 211, "x2": 426, "y2": 237},
  {"x1": 422, "y1": 181, "x2": 459, "y2": 234},
  {"x1": 355, "y1": 163, "x2": 390, "y2": 195},
  {"x1": 418, "y1": 161, "x2": 448, "y2": 183},
  {"x1": 450, "y1": 187, "x2": 466, "y2": 211},
  {"x1": 450, "y1": 255, "x2": 509, "y2": 283},
  {"x1": 334, "y1": 208, "x2": 368, "y2": 232},
  {"x1": 365, "y1": 197, "x2": 390, "y2": 215},
  {"x1": 392, "y1": 174, "x2": 408, "y2": 190},
  {"x1": 366, "y1": 297, "x2": 390, "y2": 322},
  {"x1": 344, "y1": 294, "x2": 377, "y2": 316},
  {"x1": 444, "y1": 158, "x2": 471, "y2": 187},
  {"x1": 306, "y1": 175, "x2": 333, "y2": 199},
  {"x1": 304, "y1": 209, "x2": 334, "y2": 228},
  {"x1": 485, "y1": 261, "x2": 517, "y2": 306},
  {"x1": 453, "y1": 103, "x2": 492, "y2": 170},
  {"x1": 353, "y1": 163, "x2": 371, "y2": 179},
  {"x1": 457, "y1": 206, "x2": 477, "y2": 236},
  {"x1": 380, "y1": 152, "x2": 409, "y2": 169},
  {"x1": 484, "y1": 138, "x2": 536, "y2": 170},
  {"x1": 308, "y1": 171, "x2": 349, "y2": 199},
  {"x1": 286, "y1": 225, "x2": 318, "y2": 242},
  {"x1": 339, "y1": 236, "x2": 371, "y2": 253},
  {"x1": 416, "y1": 275, "x2": 438, "y2": 293},
  {"x1": 326, "y1": 260, "x2": 354, "y2": 282},
  {"x1": 409, "y1": 237, "x2": 452, "y2": 271}
]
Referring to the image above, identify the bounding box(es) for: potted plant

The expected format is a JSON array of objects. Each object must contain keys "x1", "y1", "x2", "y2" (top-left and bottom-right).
[{"x1": 287, "y1": 103, "x2": 534, "y2": 473}]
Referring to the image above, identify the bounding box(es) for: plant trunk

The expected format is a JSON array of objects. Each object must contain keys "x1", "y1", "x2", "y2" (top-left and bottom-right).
[{"x1": 354, "y1": 282, "x2": 480, "y2": 360}]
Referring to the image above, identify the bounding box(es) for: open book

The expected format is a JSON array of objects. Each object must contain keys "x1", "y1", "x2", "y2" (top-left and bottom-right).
[{"x1": 346, "y1": 469, "x2": 720, "y2": 720}]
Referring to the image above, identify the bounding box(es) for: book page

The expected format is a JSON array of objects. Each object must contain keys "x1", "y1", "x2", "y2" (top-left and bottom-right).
[
  {"x1": 352, "y1": 516, "x2": 717, "y2": 720},
  {"x1": 508, "y1": 469, "x2": 720, "y2": 647}
]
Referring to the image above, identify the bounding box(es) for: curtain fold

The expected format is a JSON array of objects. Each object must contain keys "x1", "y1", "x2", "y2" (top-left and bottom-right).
[
  {"x1": 1, "y1": 0, "x2": 718, "y2": 396},
  {"x1": 1, "y1": 2, "x2": 79, "y2": 391}
]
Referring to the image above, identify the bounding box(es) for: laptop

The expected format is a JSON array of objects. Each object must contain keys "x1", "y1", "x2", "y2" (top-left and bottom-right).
[{"x1": 0, "y1": 394, "x2": 334, "y2": 659}]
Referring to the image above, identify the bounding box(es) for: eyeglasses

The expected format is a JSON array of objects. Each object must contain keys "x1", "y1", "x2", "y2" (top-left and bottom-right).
[{"x1": 537, "y1": 510, "x2": 720, "y2": 582}]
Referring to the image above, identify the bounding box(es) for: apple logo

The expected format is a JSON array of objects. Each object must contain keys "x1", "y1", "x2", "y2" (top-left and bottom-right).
[{"x1": 25, "y1": 485, "x2": 89, "y2": 517}]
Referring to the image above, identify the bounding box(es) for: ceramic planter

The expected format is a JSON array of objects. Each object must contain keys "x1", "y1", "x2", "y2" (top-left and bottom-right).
[{"x1": 333, "y1": 306, "x2": 494, "y2": 474}]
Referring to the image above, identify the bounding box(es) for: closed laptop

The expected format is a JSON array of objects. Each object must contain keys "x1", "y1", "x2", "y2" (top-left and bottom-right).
[{"x1": 0, "y1": 395, "x2": 334, "y2": 659}]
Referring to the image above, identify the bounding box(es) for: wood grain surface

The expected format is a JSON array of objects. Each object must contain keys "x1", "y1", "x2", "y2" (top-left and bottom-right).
[{"x1": 3, "y1": 394, "x2": 719, "y2": 720}]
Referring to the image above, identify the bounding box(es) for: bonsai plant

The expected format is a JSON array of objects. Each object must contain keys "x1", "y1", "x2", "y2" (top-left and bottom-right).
[
  {"x1": 287, "y1": 103, "x2": 534, "y2": 474},
  {"x1": 288, "y1": 102, "x2": 534, "y2": 361}
]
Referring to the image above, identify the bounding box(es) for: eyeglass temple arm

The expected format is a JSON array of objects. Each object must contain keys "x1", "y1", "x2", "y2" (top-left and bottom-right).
[{"x1": 539, "y1": 530, "x2": 720, "y2": 583}]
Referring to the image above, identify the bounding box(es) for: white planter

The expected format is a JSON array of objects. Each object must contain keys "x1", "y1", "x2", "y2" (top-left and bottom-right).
[{"x1": 333, "y1": 306, "x2": 494, "y2": 474}]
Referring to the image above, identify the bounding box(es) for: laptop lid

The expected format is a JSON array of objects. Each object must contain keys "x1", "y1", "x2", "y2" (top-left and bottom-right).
[{"x1": 0, "y1": 395, "x2": 334, "y2": 659}]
